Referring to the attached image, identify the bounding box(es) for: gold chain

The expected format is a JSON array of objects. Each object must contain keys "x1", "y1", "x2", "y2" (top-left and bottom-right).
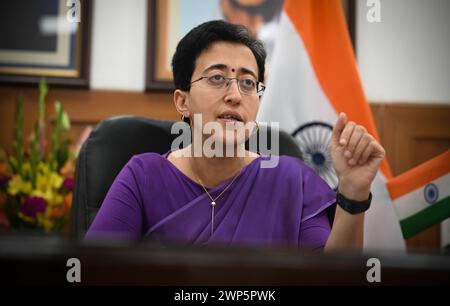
[{"x1": 196, "y1": 169, "x2": 242, "y2": 237}]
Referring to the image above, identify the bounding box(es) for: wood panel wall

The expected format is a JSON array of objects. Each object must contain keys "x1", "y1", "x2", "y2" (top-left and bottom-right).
[{"x1": 1, "y1": 85, "x2": 449, "y2": 251}]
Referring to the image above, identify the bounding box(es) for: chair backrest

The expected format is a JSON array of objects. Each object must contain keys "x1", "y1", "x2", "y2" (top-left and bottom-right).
[{"x1": 71, "y1": 115, "x2": 303, "y2": 237}]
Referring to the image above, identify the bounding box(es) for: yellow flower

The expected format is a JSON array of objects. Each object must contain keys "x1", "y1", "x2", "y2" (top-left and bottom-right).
[
  {"x1": 36, "y1": 170, "x2": 63, "y2": 190},
  {"x1": 32, "y1": 189, "x2": 63, "y2": 206},
  {"x1": 22, "y1": 161, "x2": 31, "y2": 176},
  {"x1": 37, "y1": 213, "x2": 55, "y2": 232},
  {"x1": 37, "y1": 162, "x2": 49, "y2": 174},
  {"x1": 7, "y1": 175, "x2": 32, "y2": 195},
  {"x1": 33, "y1": 169, "x2": 64, "y2": 205},
  {"x1": 49, "y1": 172, "x2": 63, "y2": 189},
  {"x1": 18, "y1": 212, "x2": 36, "y2": 224}
]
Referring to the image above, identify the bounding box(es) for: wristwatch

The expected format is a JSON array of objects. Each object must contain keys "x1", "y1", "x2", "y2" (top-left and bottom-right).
[{"x1": 336, "y1": 191, "x2": 372, "y2": 215}]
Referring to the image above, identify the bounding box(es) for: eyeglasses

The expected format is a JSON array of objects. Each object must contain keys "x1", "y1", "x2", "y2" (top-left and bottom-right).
[{"x1": 189, "y1": 75, "x2": 266, "y2": 97}]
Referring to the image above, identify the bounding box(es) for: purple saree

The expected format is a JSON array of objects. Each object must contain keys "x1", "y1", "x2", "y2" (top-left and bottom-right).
[{"x1": 85, "y1": 152, "x2": 336, "y2": 250}]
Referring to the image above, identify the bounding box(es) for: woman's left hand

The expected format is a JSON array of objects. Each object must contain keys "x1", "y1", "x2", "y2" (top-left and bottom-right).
[{"x1": 330, "y1": 112, "x2": 386, "y2": 201}]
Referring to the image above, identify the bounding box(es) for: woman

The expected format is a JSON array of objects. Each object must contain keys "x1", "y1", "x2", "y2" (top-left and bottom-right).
[{"x1": 86, "y1": 20, "x2": 385, "y2": 252}]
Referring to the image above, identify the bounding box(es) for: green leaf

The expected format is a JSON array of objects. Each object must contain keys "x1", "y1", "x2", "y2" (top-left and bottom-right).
[
  {"x1": 38, "y1": 78, "x2": 48, "y2": 122},
  {"x1": 8, "y1": 156, "x2": 17, "y2": 174},
  {"x1": 54, "y1": 100, "x2": 62, "y2": 114},
  {"x1": 30, "y1": 121, "x2": 41, "y2": 188},
  {"x1": 56, "y1": 139, "x2": 70, "y2": 171},
  {"x1": 61, "y1": 111, "x2": 71, "y2": 131},
  {"x1": 13, "y1": 94, "x2": 24, "y2": 175},
  {"x1": 50, "y1": 101, "x2": 64, "y2": 171}
]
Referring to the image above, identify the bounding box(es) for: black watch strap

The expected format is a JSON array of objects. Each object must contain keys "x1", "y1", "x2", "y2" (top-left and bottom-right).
[{"x1": 336, "y1": 191, "x2": 372, "y2": 215}]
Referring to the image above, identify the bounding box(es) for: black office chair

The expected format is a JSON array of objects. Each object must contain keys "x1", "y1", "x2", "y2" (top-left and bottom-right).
[{"x1": 71, "y1": 115, "x2": 304, "y2": 238}]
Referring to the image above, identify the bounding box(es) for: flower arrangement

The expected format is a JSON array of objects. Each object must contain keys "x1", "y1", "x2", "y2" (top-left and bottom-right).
[{"x1": 0, "y1": 79, "x2": 75, "y2": 233}]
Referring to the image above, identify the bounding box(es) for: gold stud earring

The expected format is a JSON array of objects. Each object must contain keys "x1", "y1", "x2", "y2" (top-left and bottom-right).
[{"x1": 254, "y1": 120, "x2": 260, "y2": 133}]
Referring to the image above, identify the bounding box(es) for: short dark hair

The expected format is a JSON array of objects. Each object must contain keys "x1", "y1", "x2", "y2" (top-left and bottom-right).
[{"x1": 171, "y1": 20, "x2": 267, "y2": 91}]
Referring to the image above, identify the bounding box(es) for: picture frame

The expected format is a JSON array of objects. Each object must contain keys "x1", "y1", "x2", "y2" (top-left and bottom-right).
[
  {"x1": 0, "y1": 0, "x2": 92, "y2": 87},
  {"x1": 146, "y1": 0, "x2": 356, "y2": 91}
]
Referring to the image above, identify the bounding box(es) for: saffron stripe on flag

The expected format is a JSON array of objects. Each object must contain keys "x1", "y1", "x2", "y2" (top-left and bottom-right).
[
  {"x1": 258, "y1": 0, "x2": 405, "y2": 250},
  {"x1": 387, "y1": 150, "x2": 450, "y2": 200},
  {"x1": 283, "y1": 0, "x2": 392, "y2": 179}
]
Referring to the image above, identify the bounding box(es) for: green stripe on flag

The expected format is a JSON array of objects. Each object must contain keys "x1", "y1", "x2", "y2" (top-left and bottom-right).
[{"x1": 400, "y1": 196, "x2": 450, "y2": 239}]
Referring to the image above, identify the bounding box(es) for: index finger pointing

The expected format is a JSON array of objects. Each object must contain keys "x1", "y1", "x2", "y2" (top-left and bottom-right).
[{"x1": 332, "y1": 112, "x2": 347, "y2": 145}]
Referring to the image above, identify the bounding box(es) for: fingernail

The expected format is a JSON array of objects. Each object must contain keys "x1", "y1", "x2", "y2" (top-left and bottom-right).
[{"x1": 340, "y1": 138, "x2": 347, "y2": 145}]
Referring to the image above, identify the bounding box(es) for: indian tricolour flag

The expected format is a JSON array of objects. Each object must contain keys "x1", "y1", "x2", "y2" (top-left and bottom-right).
[
  {"x1": 387, "y1": 151, "x2": 450, "y2": 239},
  {"x1": 257, "y1": 0, "x2": 406, "y2": 250}
]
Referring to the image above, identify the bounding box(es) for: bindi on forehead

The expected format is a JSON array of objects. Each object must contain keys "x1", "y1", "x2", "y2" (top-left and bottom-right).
[{"x1": 201, "y1": 63, "x2": 258, "y2": 80}]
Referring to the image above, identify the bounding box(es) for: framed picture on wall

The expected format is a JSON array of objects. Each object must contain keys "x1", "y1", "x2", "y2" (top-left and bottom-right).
[
  {"x1": 0, "y1": 0, "x2": 92, "y2": 87},
  {"x1": 146, "y1": 0, "x2": 355, "y2": 91}
]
